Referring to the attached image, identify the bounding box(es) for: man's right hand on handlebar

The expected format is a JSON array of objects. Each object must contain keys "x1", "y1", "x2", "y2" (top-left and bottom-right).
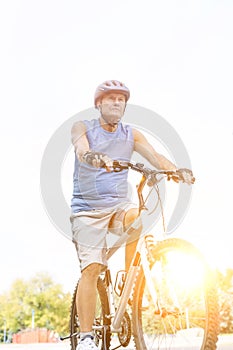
[{"x1": 82, "y1": 150, "x2": 113, "y2": 172}]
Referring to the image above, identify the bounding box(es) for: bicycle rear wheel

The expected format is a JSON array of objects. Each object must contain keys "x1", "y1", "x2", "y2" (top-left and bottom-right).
[
  {"x1": 70, "y1": 277, "x2": 111, "y2": 350},
  {"x1": 132, "y1": 238, "x2": 219, "y2": 350}
]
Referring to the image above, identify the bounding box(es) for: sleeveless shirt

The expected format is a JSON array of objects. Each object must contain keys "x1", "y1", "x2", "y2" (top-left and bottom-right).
[{"x1": 71, "y1": 119, "x2": 134, "y2": 213}]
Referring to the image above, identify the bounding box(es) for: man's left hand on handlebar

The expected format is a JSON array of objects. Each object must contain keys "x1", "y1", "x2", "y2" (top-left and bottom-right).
[{"x1": 175, "y1": 168, "x2": 195, "y2": 185}]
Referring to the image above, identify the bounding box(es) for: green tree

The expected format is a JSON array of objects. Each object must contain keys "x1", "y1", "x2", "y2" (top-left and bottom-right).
[{"x1": 0, "y1": 272, "x2": 71, "y2": 338}]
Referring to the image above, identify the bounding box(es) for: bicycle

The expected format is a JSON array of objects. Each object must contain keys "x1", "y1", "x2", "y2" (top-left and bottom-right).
[{"x1": 62, "y1": 160, "x2": 219, "y2": 350}]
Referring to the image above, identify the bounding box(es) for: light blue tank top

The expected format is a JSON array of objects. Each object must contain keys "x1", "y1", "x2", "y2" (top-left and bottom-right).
[{"x1": 71, "y1": 119, "x2": 134, "y2": 213}]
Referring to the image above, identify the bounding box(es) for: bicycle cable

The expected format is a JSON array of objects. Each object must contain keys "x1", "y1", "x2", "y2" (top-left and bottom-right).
[
  {"x1": 140, "y1": 176, "x2": 167, "y2": 234},
  {"x1": 153, "y1": 182, "x2": 166, "y2": 233}
]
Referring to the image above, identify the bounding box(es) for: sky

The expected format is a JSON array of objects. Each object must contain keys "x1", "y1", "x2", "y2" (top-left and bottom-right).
[{"x1": 0, "y1": 0, "x2": 233, "y2": 294}]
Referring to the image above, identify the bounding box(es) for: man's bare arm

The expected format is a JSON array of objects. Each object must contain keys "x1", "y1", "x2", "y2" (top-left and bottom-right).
[
  {"x1": 71, "y1": 121, "x2": 90, "y2": 161},
  {"x1": 71, "y1": 121, "x2": 112, "y2": 170},
  {"x1": 132, "y1": 128, "x2": 177, "y2": 170}
]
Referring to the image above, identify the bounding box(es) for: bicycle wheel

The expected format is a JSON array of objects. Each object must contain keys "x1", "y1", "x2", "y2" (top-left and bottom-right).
[
  {"x1": 70, "y1": 277, "x2": 111, "y2": 350},
  {"x1": 132, "y1": 238, "x2": 219, "y2": 350}
]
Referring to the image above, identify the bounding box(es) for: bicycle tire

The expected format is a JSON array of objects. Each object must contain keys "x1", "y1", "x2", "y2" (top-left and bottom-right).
[
  {"x1": 132, "y1": 238, "x2": 219, "y2": 350},
  {"x1": 70, "y1": 277, "x2": 111, "y2": 350}
]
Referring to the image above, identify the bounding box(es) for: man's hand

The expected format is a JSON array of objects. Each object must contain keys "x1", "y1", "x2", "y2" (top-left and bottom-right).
[
  {"x1": 82, "y1": 151, "x2": 113, "y2": 172},
  {"x1": 176, "y1": 168, "x2": 195, "y2": 185}
]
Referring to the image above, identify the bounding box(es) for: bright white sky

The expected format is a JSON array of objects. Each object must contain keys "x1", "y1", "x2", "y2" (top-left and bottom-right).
[{"x1": 0, "y1": 0, "x2": 233, "y2": 293}]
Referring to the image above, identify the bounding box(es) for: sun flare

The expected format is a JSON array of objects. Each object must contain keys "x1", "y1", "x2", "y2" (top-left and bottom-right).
[{"x1": 163, "y1": 251, "x2": 206, "y2": 291}]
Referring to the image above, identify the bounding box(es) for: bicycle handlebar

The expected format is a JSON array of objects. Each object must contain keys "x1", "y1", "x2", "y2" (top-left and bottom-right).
[{"x1": 111, "y1": 160, "x2": 195, "y2": 186}]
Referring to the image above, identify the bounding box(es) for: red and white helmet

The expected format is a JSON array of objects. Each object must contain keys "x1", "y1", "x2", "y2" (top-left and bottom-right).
[{"x1": 94, "y1": 80, "x2": 130, "y2": 108}]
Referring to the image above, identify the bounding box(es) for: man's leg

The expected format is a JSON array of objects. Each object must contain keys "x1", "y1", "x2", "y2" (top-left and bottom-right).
[
  {"x1": 123, "y1": 208, "x2": 142, "y2": 271},
  {"x1": 76, "y1": 263, "x2": 102, "y2": 332}
]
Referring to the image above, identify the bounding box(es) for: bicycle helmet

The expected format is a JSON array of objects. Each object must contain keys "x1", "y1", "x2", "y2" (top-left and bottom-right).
[{"x1": 94, "y1": 80, "x2": 130, "y2": 108}]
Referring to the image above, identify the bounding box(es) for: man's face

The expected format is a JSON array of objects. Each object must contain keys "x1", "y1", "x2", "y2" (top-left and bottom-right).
[{"x1": 99, "y1": 93, "x2": 126, "y2": 125}]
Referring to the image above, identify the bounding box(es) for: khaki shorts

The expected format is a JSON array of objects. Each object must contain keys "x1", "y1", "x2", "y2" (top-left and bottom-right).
[{"x1": 70, "y1": 202, "x2": 138, "y2": 271}]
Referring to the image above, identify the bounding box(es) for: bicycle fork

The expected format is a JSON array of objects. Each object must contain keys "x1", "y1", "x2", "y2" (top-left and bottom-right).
[{"x1": 140, "y1": 243, "x2": 161, "y2": 314}]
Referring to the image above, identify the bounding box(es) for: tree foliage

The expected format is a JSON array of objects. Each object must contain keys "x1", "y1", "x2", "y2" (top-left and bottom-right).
[{"x1": 0, "y1": 272, "x2": 71, "y2": 339}]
